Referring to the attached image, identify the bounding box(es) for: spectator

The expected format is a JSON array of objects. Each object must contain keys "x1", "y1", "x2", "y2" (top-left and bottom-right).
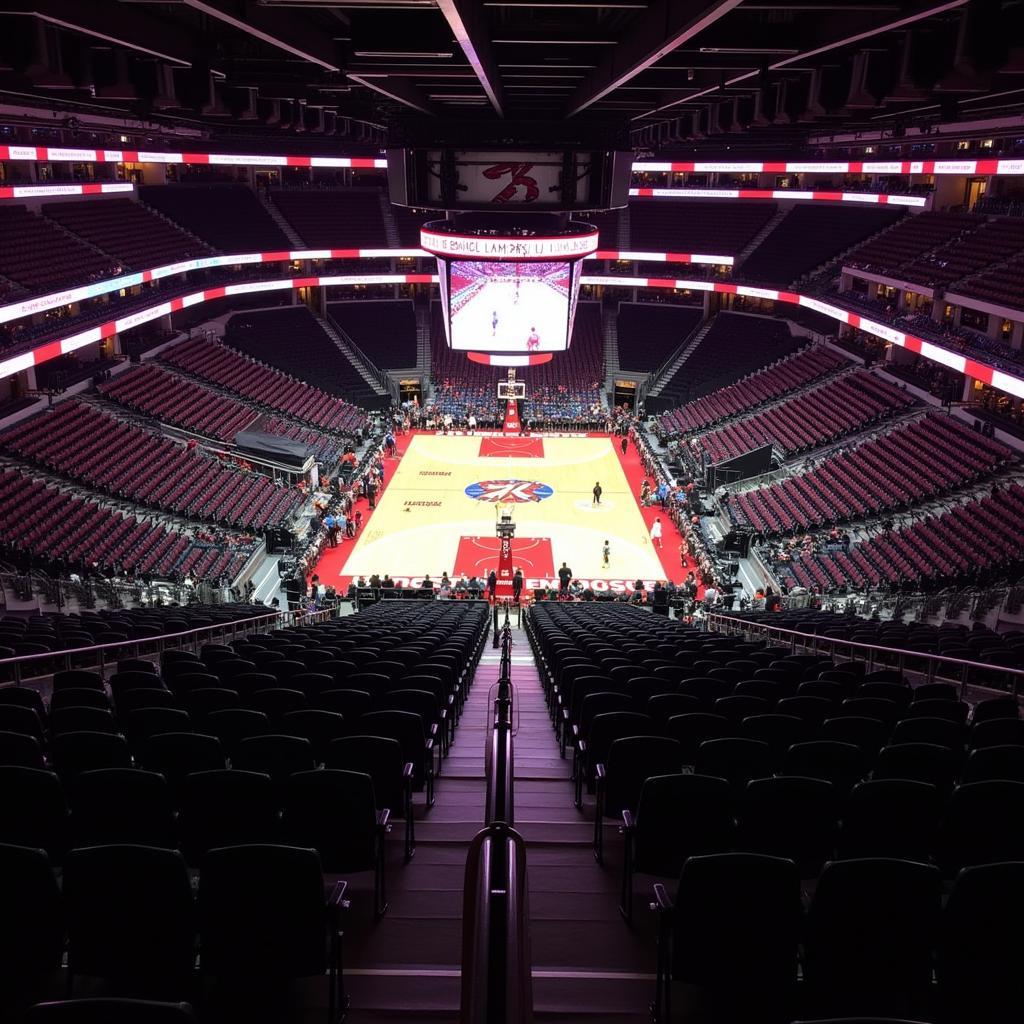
[{"x1": 558, "y1": 562, "x2": 573, "y2": 595}]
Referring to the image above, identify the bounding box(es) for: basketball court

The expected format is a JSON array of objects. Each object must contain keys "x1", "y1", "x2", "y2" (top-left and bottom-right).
[{"x1": 315, "y1": 431, "x2": 692, "y2": 594}]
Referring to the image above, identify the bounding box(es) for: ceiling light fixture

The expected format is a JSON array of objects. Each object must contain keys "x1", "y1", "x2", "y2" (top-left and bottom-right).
[{"x1": 353, "y1": 51, "x2": 454, "y2": 59}]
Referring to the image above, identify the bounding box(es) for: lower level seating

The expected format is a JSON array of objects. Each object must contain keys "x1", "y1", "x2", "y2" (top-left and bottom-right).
[
  {"x1": 658, "y1": 346, "x2": 848, "y2": 435},
  {"x1": 98, "y1": 365, "x2": 258, "y2": 443},
  {"x1": 0, "y1": 603, "x2": 263, "y2": 657},
  {"x1": 688, "y1": 370, "x2": 915, "y2": 463},
  {"x1": 776, "y1": 483, "x2": 1024, "y2": 592},
  {"x1": 729, "y1": 413, "x2": 1014, "y2": 535},
  {"x1": 2, "y1": 401, "x2": 301, "y2": 531},
  {"x1": 660, "y1": 314, "x2": 804, "y2": 403},
  {"x1": 0, "y1": 467, "x2": 253, "y2": 583},
  {"x1": 525, "y1": 601, "x2": 1024, "y2": 1022},
  {"x1": 165, "y1": 333, "x2": 369, "y2": 436},
  {"x1": 224, "y1": 306, "x2": 385, "y2": 413}
]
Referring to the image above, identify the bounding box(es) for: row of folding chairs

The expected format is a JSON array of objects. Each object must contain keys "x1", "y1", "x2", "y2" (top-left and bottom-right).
[
  {"x1": 579, "y1": 704, "x2": 1023, "y2": 787},
  {"x1": 0, "y1": 685, "x2": 445, "y2": 783},
  {"x1": 617, "y1": 769, "x2": 1024, "y2": 914},
  {"x1": 651, "y1": 853, "x2": 1023, "y2": 1024},
  {"x1": 1, "y1": 841, "x2": 348, "y2": 1022},
  {"x1": 0, "y1": 720, "x2": 425, "y2": 863},
  {"x1": 558, "y1": 680, "x2": 1018, "y2": 767},
  {"x1": 575, "y1": 708, "x2": 1023, "y2": 812}
]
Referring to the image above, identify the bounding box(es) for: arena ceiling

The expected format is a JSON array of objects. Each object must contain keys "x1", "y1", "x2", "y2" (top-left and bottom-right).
[{"x1": 0, "y1": 1, "x2": 1021, "y2": 150}]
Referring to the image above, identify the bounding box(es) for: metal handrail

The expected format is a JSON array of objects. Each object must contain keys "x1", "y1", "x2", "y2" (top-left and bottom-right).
[
  {"x1": 0, "y1": 606, "x2": 337, "y2": 686},
  {"x1": 706, "y1": 612, "x2": 1024, "y2": 699},
  {"x1": 460, "y1": 824, "x2": 533, "y2": 1024},
  {"x1": 486, "y1": 618, "x2": 516, "y2": 827},
  {"x1": 462, "y1": 612, "x2": 533, "y2": 1024}
]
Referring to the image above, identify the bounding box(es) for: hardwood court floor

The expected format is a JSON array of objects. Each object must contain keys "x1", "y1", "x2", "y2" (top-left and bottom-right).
[{"x1": 316, "y1": 432, "x2": 688, "y2": 594}]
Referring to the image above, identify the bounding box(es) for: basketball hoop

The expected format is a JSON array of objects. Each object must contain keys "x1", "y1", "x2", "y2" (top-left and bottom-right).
[{"x1": 497, "y1": 379, "x2": 526, "y2": 400}]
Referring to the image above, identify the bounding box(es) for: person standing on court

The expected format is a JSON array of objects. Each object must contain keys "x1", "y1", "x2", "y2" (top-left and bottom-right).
[
  {"x1": 592, "y1": 482, "x2": 602, "y2": 506},
  {"x1": 602, "y1": 540, "x2": 610, "y2": 568},
  {"x1": 366, "y1": 475, "x2": 378, "y2": 510},
  {"x1": 558, "y1": 562, "x2": 573, "y2": 596},
  {"x1": 487, "y1": 570, "x2": 497, "y2": 601},
  {"x1": 651, "y1": 517, "x2": 663, "y2": 550},
  {"x1": 512, "y1": 569, "x2": 523, "y2": 604},
  {"x1": 620, "y1": 435, "x2": 628, "y2": 456}
]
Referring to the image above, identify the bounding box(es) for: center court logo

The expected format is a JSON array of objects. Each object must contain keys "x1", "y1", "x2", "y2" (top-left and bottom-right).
[{"x1": 464, "y1": 479, "x2": 554, "y2": 503}]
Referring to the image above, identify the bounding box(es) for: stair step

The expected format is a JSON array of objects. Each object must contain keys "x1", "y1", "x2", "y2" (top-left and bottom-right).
[
  {"x1": 316, "y1": 313, "x2": 388, "y2": 396},
  {"x1": 257, "y1": 192, "x2": 305, "y2": 249},
  {"x1": 649, "y1": 315, "x2": 714, "y2": 396},
  {"x1": 344, "y1": 971, "x2": 654, "y2": 1020},
  {"x1": 345, "y1": 620, "x2": 656, "y2": 1021}
]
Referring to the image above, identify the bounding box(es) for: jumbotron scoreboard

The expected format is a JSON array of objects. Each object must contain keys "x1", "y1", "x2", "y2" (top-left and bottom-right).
[
  {"x1": 419, "y1": 214, "x2": 598, "y2": 367},
  {"x1": 389, "y1": 138, "x2": 631, "y2": 367}
]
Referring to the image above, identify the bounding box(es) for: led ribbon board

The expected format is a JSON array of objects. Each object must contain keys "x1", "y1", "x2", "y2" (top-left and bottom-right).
[
  {"x1": 0, "y1": 182, "x2": 134, "y2": 199},
  {"x1": 2, "y1": 273, "x2": 1022, "y2": 399},
  {"x1": 629, "y1": 187, "x2": 927, "y2": 206},
  {"x1": 632, "y1": 159, "x2": 1024, "y2": 176},
  {"x1": 0, "y1": 248, "x2": 732, "y2": 326},
  {"x1": 0, "y1": 145, "x2": 387, "y2": 168},
  {"x1": 1, "y1": 146, "x2": 1020, "y2": 176}
]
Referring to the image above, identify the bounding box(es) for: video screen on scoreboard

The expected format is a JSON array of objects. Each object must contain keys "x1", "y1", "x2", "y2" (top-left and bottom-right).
[{"x1": 448, "y1": 260, "x2": 572, "y2": 352}]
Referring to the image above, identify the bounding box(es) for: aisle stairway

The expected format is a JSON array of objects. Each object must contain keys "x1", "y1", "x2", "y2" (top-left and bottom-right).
[
  {"x1": 415, "y1": 303, "x2": 433, "y2": 375},
  {"x1": 647, "y1": 315, "x2": 714, "y2": 398},
  {"x1": 603, "y1": 308, "x2": 620, "y2": 381},
  {"x1": 342, "y1": 617, "x2": 654, "y2": 1022},
  {"x1": 258, "y1": 193, "x2": 306, "y2": 249},
  {"x1": 315, "y1": 313, "x2": 390, "y2": 401},
  {"x1": 515, "y1": 623, "x2": 657, "y2": 1024}
]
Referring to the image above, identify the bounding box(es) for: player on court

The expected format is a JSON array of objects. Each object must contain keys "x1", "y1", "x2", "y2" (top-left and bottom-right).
[
  {"x1": 492, "y1": 311, "x2": 499, "y2": 337},
  {"x1": 651, "y1": 517, "x2": 663, "y2": 549},
  {"x1": 526, "y1": 327, "x2": 540, "y2": 351},
  {"x1": 602, "y1": 540, "x2": 610, "y2": 568}
]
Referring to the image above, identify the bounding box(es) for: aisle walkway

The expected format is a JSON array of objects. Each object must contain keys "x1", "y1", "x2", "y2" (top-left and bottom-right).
[
  {"x1": 341, "y1": 643, "x2": 498, "y2": 1021},
  {"x1": 512, "y1": 624, "x2": 657, "y2": 1024},
  {"x1": 342, "y1": 620, "x2": 655, "y2": 1022}
]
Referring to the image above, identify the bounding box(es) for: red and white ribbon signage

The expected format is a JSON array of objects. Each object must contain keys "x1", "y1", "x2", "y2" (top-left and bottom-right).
[
  {"x1": 0, "y1": 145, "x2": 386, "y2": 169},
  {"x1": 0, "y1": 245, "x2": 729, "y2": 326},
  {"x1": 419, "y1": 227, "x2": 599, "y2": 261},
  {"x1": 3, "y1": 270, "x2": 1023, "y2": 401},
  {"x1": 0, "y1": 145, "x2": 1020, "y2": 178},
  {"x1": 629, "y1": 187, "x2": 928, "y2": 207},
  {"x1": 0, "y1": 182, "x2": 134, "y2": 200},
  {"x1": 632, "y1": 159, "x2": 1024, "y2": 176}
]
